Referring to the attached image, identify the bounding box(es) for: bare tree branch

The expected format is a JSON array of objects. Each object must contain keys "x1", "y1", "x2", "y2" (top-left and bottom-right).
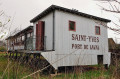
[
  {"x1": 108, "y1": 1, "x2": 115, "y2": 11},
  {"x1": 96, "y1": 0, "x2": 120, "y2": 13}
]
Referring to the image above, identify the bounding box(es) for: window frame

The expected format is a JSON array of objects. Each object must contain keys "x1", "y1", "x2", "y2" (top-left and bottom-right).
[
  {"x1": 69, "y1": 20, "x2": 76, "y2": 31},
  {"x1": 95, "y1": 26, "x2": 100, "y2": 35}
]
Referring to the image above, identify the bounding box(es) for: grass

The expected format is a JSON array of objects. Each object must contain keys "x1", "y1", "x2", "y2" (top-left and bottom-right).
[
  {"x1": 52, "y1": 70, "x2": 111, "y2": 79},
  {"x1": 0, "y1": 53, "x2": 32, "y2": 79},
  {"x1": 0, "y1": 53, "x2": 117, "y2": 79}
]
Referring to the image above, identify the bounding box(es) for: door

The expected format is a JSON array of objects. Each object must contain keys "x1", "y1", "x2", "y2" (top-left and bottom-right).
[
  {"x1": 36, "y1": 21, "x2": 45, "y2": 51},
  {"x1": 97, "y1": 55, "x2": 103, "y2": 65}
]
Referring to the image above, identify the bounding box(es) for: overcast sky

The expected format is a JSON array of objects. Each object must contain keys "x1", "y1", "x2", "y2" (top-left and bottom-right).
[{"x1": 0, "y1": 0, "x2": 120, "y2": 42}]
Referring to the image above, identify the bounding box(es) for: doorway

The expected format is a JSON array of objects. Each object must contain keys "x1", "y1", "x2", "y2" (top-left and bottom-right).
[
  {"x1": 97, "y1": 55, "x2": 103, "y2": 65},
  {"x1": 36, "y1": 21, "x2": 45, "y2": 51}
]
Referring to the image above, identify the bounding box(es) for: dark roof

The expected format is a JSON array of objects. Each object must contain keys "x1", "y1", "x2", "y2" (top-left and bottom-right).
[
  {"x1": 30, "y1": 5, "x2": 111, "y2": 23},
  {"x1": 6, "y1": 26, "x2": 33, "y2": 40},
  {"x1": 14, "y1": 26, "x2": 33, "y2": 36}
]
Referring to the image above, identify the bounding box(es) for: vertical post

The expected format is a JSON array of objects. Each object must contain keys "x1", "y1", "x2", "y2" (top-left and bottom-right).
[
  {"x1": 55, "y1": 70, "x2": 58, "y2": 75},
  {"x1": 12, "y1": 52, "x2": 14, "y2": 60},
  {"x1": 52, "y1": 10, "x2": 55, "y2": 50},
  {"x1": 26, "y1": 54, "x2": 29, "y2": 63},
  {"x1": 24, "y1": 33, "x2": 27, "y2": 50},
  {"x1": 19, "y1": 53, "x2": 21, "y2": 59},
  {"x1": 44, "y1": 36, "x2": 46, "y2": 51},
  {"x1": 19, "y1": 53, "x2": 22, "y2": 62},
  {"x1": 15, "y1": 52, "x2": 18, "y2": 60},
  {"x1": 9, "y1": 52, "x2": 11, "y2": 58}
]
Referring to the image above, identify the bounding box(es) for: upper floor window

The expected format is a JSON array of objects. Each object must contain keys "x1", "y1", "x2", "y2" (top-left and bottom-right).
[
  {"x1": 69, "y1": 21, "x2": 76, "y2": 31},
  {"x1": 95, "y1": 26, "x2": 100, "y2": 35}
]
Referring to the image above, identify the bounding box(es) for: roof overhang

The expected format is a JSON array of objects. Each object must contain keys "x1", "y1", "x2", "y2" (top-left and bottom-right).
[
  {"x1": 30, "y1": 5, "x2": 111, "y2": 23},
  {"x1": 6, "y1": 26, "x2": 33, "y2": 40}
]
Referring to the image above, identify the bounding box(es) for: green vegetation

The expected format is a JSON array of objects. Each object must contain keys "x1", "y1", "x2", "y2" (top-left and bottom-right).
[
  {"x1": 0, "y1": 53, "x2": 119, "y2": 79},
  {"x1": 0, "y1": 54, "x2": 32, "y2": 79},
  {"x1": 0, "y1": 46, "x2": 6, "y2": 52},
  {"x1": 53, "y1": 70, "x2": 110, "y2": 79}
]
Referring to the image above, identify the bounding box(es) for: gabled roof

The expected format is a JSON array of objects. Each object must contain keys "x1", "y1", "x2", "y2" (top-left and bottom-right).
[
  {"x1": 14, "y1": 26, "x2": 33, "y2": 36},
  {"x1": 6, "y1": 26, "x2": 33, "y2": 40},
  {"x1": 30, "y1": 5, "x2": 111, "y2": 23}
]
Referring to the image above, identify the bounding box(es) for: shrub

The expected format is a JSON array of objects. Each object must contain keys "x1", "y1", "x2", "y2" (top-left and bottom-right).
[{"x1": 0, "y1": 46, "x2": 6, "y2": 52}]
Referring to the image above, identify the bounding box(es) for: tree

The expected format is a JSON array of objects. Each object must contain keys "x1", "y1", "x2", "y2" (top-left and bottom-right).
[
  {"x1": 95, "y1": 0, "x2": 120, "y2": 34},
  {"x1": 96, "y1": 1, "x2": 120, "y2": 78},
  {"x1": 96, "y1": 0, "x2": 120, "y2": 13},
  {"x1": 0, "y1": 10, "x2": 10, "y2": 39}
]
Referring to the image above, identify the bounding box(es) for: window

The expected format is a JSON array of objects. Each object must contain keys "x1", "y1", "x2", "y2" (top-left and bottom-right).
[
  {"x1": 30, "y1": 32, "x2": 33, "y2": 37},
  {"x1": 69, "y1": 21, "x2": 76, "y2": 31},
  {"x1": 17, "y1": 37, "x2": 19, "y2": 42},
  {"x1": 27, "y1": 33, "x2": 30, "y2": 38},
  {"x1": 95, "y1": 26, "x2": 100, "y2": 35},
  {"x1": 22, "y1": 35, "x2": 25, "y2": 41}
]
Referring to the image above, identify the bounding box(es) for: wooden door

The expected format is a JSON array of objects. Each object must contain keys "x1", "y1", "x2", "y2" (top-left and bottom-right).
[{"x1": 36, "y1": 21, "x2": 45, "y2": 51}]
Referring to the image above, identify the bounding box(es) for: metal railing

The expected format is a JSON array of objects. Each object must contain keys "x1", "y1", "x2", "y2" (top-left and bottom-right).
[
  {"x1": 7, "y1": 35, "x2": 47, "y2": 51},
  {"x1": 26, "y1": 36, "x2": 47, "y2": 51}
]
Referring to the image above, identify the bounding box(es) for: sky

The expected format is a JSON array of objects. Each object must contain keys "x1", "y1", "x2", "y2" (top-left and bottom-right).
[{"x1": 0, "y1": 0, "x2": 120, "y2": 42}]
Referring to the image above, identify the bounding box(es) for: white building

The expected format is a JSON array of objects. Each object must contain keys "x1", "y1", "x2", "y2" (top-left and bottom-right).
[
  {"x1": 30, "y1": 5, "x2": 111, "y2": 70},
  {"x1": 7, "y1": 5, "x2": 111, "y2": 70}
]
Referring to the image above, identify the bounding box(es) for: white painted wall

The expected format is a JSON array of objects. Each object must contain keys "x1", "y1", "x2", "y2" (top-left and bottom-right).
[
  {"x1": 33, "y1": 10, "x2": 111, "y2": 69},
  {"x1": 7, "y1": 39, "x2": 24, "y2": 50},
  {"x1": 14, "y1": 46, "x2": 24, "y2": 50},
  {"x1": 55, "y1": 10, "x2": 108, "y2": 54},
  {"x1": 8, "y1": 45, "x2": 24, "y2": 50},
  {"x1": 7, "y1": 10, "x2": 111, "y2": 70},
  {"x1": 33, "y1": 12, "x2": 53, "y2": 50},
  {"x1": 54, "y1": 10, "x2": 110, "y2": 68}
]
